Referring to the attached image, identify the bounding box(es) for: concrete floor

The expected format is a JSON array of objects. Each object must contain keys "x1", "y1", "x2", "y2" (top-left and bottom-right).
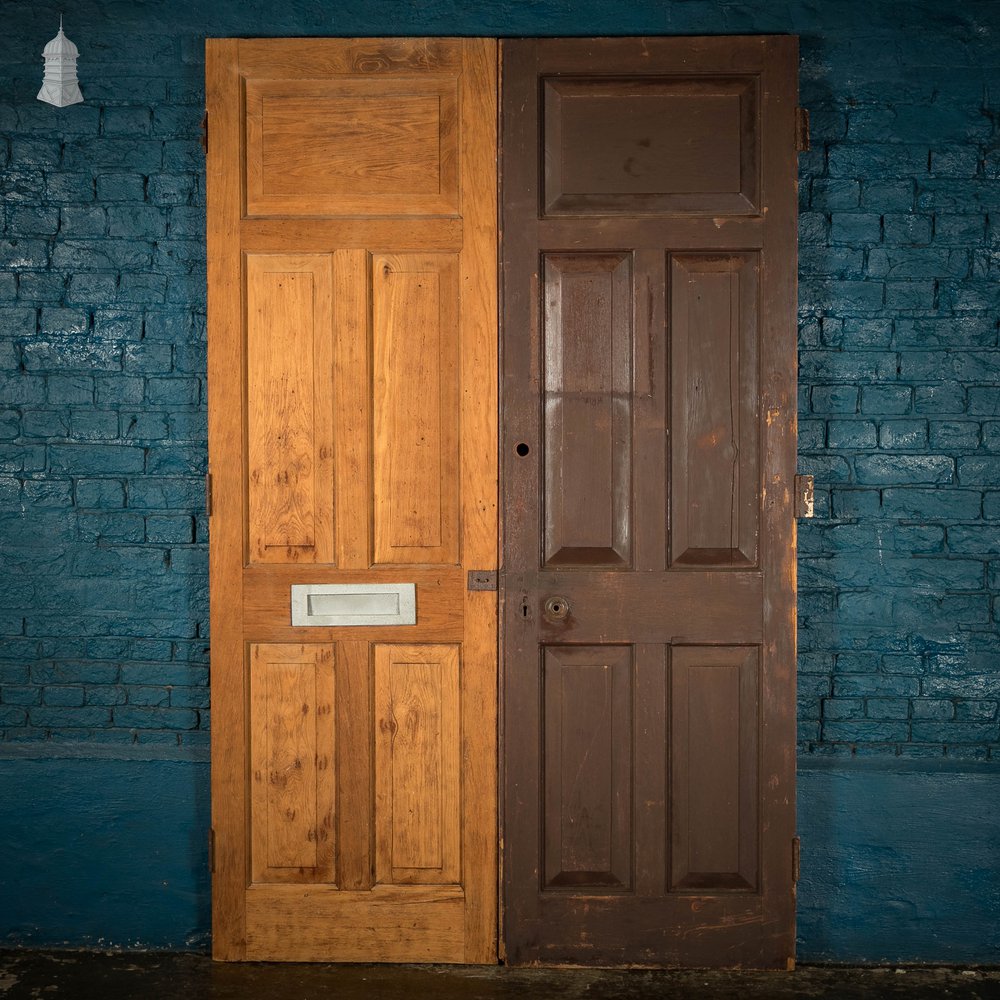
[{"x1": 1, "y1": 953, "x2": 1000, "y2": 1000}]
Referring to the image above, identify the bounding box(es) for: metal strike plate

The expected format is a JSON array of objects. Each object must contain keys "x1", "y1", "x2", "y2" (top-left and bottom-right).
[
  {"x1": 467, "y1": 570, "x2": 497, "y2": 592},
  {"x1": 795, "y1": 474, "x2": 815, "y2": 519},
  {"x1": 291, "y1": 583, "x2": 416, "y2": 627}
]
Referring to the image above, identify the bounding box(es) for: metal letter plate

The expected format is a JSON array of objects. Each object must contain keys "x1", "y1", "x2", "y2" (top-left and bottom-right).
[{"x1": 291, "y1": 583, "x2": 416, "y2": 627}]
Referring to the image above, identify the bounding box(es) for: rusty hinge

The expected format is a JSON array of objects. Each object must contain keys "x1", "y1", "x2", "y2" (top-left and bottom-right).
[
  {"x1": 468, "y1": 570, "x2": 497, "y2": 592},
  {"x1": 796, "y1": 107, "x2": 810, "y2": 153},
  {"x1": 205, "y1": 472, "x2": 213, "y2": 516},
  {"x1": 200, "y1": 111, "x2": 208, "y2": 154},
  {"x1": 209, "y1": 828, "x2": 216, "y2": 874},
  {"x1": 792, "y1": 835, "x2": 801, "y2": 883},
  {"x1": 795, "y1": 474, "x2": 815, "y2": 519}
]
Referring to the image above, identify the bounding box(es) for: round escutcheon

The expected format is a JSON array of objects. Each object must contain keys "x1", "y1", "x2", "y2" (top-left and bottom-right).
[{"x1": 543, "y1": 596, "x2": 570, "y2": 622}]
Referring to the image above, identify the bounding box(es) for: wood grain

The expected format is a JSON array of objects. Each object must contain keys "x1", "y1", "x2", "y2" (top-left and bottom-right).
[
  {"x1": 374, "y1": 645, "x2": 461, "y2": 886},
  {"x1": 205, "y1": 36, "x2": 247, "y2": 962},
  {"x1": 209, "y1": 36, "x2": 498, "y2": 964},
  {"x1": 249, "y1": 643, "x2": 336, "y2": 884},
  {"x1": 246, "y1": 254, "x2": 335, "y2": 564},
  {"x1": 501, "y1": 35, "x2": 798, "y2": 968}
]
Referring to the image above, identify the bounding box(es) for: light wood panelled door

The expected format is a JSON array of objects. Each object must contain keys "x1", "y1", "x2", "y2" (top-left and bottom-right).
[
  {"x1": 501, "y1": 36, "x2": 799, "y2": 968},
  {"x1": 206, "y1": 38, "x2": 498, "y2": 963}
]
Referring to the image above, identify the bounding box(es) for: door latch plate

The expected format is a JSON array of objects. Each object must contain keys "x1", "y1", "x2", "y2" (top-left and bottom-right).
[{"x1": 467, "y1": 570, "x2": 497, "y2": 592}]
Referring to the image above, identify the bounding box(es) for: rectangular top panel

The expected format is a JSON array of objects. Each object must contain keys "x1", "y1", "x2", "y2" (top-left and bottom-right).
[{"x1": 543, "y1": 76, "x2": 759, "y2": 216}]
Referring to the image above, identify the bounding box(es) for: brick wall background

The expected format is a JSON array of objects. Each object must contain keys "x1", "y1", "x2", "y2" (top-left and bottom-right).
[{"x1": 1, "y1": 0, "x2": 999, "y2": 961}]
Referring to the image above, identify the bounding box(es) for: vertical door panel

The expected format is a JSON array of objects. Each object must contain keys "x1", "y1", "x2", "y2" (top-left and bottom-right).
[
  {"x1": 246, "y1": 254, "x2": 335, "y2": 565},
  {"x1": 208, "y1": 38, "x2": 497, "y2": 963},
  {"x1": 502, "y1": 36, "x2": 798, "y2": 969},
  {"x1": 542, "y1": 645, "x2": 632, "y2": 890},
  {"x1": 249, "y1": 643, "x2": 336, "y2": 883},
  {"x1": 542, "y1": 254, "x2": 632, "y2": 568}
]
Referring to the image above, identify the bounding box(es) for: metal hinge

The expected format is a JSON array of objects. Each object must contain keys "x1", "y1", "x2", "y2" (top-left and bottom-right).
[
  {"x1": 796, "y1": 108, "x2": 810, "y2": 153},
  {"x1": 467, "y1": 570, "x2": 498, "y2": 592},
  {"x1": 209, "y1": 828, "x2": 216, "y2": 873},
  {"x1": 794, "y1": 474, "x2": 815, "y2": 519},
  {"x1": 792, "y1": 835, "x2": 801, "y2": 883},
  {"x1": 205, "y1": 472, "x2": 213, "y2": 516},
  {"x1": 200, "y1": 111, "x2": 208, "y2": 154}
]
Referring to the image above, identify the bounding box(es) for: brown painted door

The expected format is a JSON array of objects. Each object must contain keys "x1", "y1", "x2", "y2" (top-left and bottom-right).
[
  {"x1": 501, "y1": 36, "x2": 799, "y2": 968},
  {"x1": 206, "y1": 37, "x2": 498, "y2": 962}
]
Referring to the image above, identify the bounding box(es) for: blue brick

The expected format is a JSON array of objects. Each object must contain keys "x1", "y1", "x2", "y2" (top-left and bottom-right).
[
  {"x1": 955, "y1": 700, "x2": 997, "y2": 721},
  {"x1": 120, "y1": 663, "x2": 206, "y2": 686},
  {"x1": 118, "y1": 274, "x2": 168, "y2": 304},
  {"x1": 822, "y1": 697, "x2": 865, "y2": 720},
  {"x1": 930, "y1": 147, "x2": 980, "y2": 178},
  {"x1": 915, "y1": 383, "x2": 965, "y2": 415},
  {"x1": 884, "y1": 281, "x2": 936, "y2": 310},
  {"x1": 45, "y1": 173, "x2": 94, "y2": 201},
  {"x1": 911, "y1": 721, "x2": 999, "y2": 743},
  {"x1": 92, "y1": 310, "x2": 142, "y2": 340},
  {"x1": 868, "y1": 248, "x2": 968, "y2": 280},
  {"x1": 64, "y1": 139, "x2": 162, "y2": 174},
  {"x1": 866, "y1": 699, "x2": 910, "y2": 720},
  {"x1": 799, "y1": 420, "x2": 825, "y2": 450},
  {"x1": 896, "y1": 316, "x2": 996, "y2": 348},
  {"x1": 800, "y1": 279, "x2": 885, "y2": 313},
  {"x1": 125, "y1": 686, "x2": 170, "y2": 707},
  {"x1": 860, "y1": 180, "x2": 914, "y2": 212},
  {"x1": 935, "y1": 214, "x2": 986, "y2": 246},
  {"x1": 170, "y1": 686, "x2": 210, "y2": 709},
  {"x1": 60, "y1": 206, "x2": 107, "y2": 238},
  {"x1": 67, "y1": 273, "x2": 117, "y2": 302},
  {"x1": 122, "y1": 413, "x2": 170, "y2": 442},
  {"x1": 72, "y1": 411, "x2": 119, "y2": 441},
  {"x1": 0, "y1": 238, "x2": 49, "y2": 269},
  {"x1": 830, "y1": 213, "x2": 881, "y2": 245},
  {"x1": 960, "y1": 457, "x2": 1000, "y2": 486},
  {"x1": 147, "y1": 173, "x2": 196, "y2": 206},
  {"x1": 11, "y1": 138, "x2": 61, "y2": 168},
  {"x1": 22, "y1": 409, "x2": 70, "y2": 438},
  {"x1": 9, "y1": 206, "x2": 59, "y2": 235},
  {"x1": 168, "y1": 206, "x2": 205, "y2": 238},
  {"x1": 50, "y1": 239, "x2": 154, "y2": 272},
  {"x1": 828, "y1": 145, "x2": 929, "y2": 180},
  {"x1": 47, "y1": 376, "x2": 93, "y2": 405},
  {"x1": 911, "y1": 699, "x2": 954, "y2": 720},
  {"x1": 28, "y1": 706, "x2": 112, "y2": 728},
  {"x1": 145, "y1": 378, "x2": 199, "y2": 406},
  {"x1": 1, "y1": 686, "x2": 40, "y2": 706},
  {"x1": 800, "y1": 352, "x2": 897, "y2": 382},
  {"x1": 811, "y1": 179, "x2": 859, "y2": 210},
  {"x1": 879, "y1": 420, "x2": 928, "y2": 450},
  {"x1": 823, "y1": 720, "x2": 909, "y2": 742},
  {"x1": 124, "y1": 342, "x2": 172, "y2": 375},
  {"x1": 948, "y1": 526, "x2": 1000, "y2": 555},
  {"x1": 78, "y1": 512, "x2": 146, "y2": 543},
  {"x1": 883, "y1": 214, "x2": 932, "y2": 246},
  {"x1": 49, "y1": 445, "x2": 144, "y2": 475},
  {"x1": 862, "y1": 385, "x2": 911, "y2": 415},
  {"x1": 96, "y1": 375, "x2": 144, "y2": 406},
  {"x1": 113, "y1": 706, "x2": 197, "y2": 730},
  {"x1": 108, "y1": 205, "x2": 167, "y2": 240},
  {"x1": 84, "y1": 685, "x2": 127, "y2": 706},
  {"x1": 835, "y1": 674, "x2": 920, "y2": 698},
  {"x1": 102, "y1": 107, "x2": 152, "y2": 136},
  {"x1": 812, "y1": 385, "x2": 859, "y2": 415},
  {"x1": 856, "y1": 455, "x2": 953, "y2": 485},
  {"x1": 0, "y1": 706, "x2": 28, "y2": 726},
  {"x1": 75, "y1": 479, "x2": 126, "y2": 508},
  {"x1": 95, "y1": 173, "x2": 146, "y2": 203},
  {"x1": 828, "y1": 420, "x2": 877, "y2": 450},
  {"x1": 145, "y1": 515, "x2": 194, "y2": 544},
  {"x1": 23, "y1": 479, "x2": 72, "y2": 508},
  {"x1": 43, "y1": 685, "x2": 85, "y2": 707}
]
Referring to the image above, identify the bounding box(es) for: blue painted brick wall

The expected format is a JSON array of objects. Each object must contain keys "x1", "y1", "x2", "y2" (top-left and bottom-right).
[{"x1": 0, "y1": 1, "x2": 998, "y2": 760}]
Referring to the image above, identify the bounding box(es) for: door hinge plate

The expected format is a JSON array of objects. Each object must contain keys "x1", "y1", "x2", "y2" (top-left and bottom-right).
[
  {"x1": 205, "y1": 472, "x2": 213, "y2": 516},
  {"x1": 792, "y1": 835, "x2": 801, "y2": 883},
  {"x1": 796, "y1": 107, "x2": 810, "y2": 153},
  {"x1": 200, "y1": 111, "x2": 208, "y2": 154},
  {"x1": 467, "y1": 570, "x2": 498, "y2": 592},
  {"x1": 795, "y1": 474, "x2": 815, "y2": 519},
  {"x1": 209, "y1": 827, "x2": 216, "y2": 874}
]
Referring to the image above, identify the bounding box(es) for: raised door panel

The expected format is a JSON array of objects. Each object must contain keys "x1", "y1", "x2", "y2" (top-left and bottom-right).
[
  {"x1": 246, "y1": 254, "x2": 335, "y2": 565},
  {"x1": 245, "y1": 77, "x2": 460, "y2": 217},
  {"x1": 542, "y1": 253, "x2": 632, "y2": 569},
  {"x1": 669, "y1": 253, "x2": 760, "y2": 568},
  {"x1": 669, "y1": 645, "x2": 759, "y2": 892},
  {"x1": 374, "y1": 644, "x2": 461, "y2": 886},
  {"x1": 249, "y1": 643, "x2": 336, "y2": 884},
  {"x1": 373, "y1": 253, "x2": 460, "y2": 567},
  {"x1": 542, "y1": 645, "x2": 632, "y2": 890}
]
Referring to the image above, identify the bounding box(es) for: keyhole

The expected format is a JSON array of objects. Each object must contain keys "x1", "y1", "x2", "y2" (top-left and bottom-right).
[
  {"x1": 520, "y1": 596, "x2": 531, "y2": 620},
  {"x1": 515, "y1": 442, "x2": 530, "y2": 457}
]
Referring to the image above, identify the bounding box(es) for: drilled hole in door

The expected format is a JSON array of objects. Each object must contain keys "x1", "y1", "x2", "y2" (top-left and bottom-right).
[{"x1": 515, "y1": 442, "x2": 530, "y2": 457}]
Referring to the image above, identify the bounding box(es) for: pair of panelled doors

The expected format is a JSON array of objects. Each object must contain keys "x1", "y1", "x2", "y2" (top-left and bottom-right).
[{"x1": 206, "y1": 35, "x2": 798, "y2": 968}]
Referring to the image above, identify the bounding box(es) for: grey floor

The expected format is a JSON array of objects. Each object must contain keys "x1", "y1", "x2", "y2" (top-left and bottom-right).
[{"x1": 1, "y1": 953, "x2": 1000, "y2": 1000}]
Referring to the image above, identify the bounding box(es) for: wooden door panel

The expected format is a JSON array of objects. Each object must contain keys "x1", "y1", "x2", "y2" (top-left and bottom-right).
[
  {"x1": 542, "y1": 75, "x2": 759, "y2": 215},
  {"x1": 208, "y1": 37, "x2": 497, "y2": 964},
  {"x1": 374, "y1": 644, "x2": 461, "y2": 886},
  {"x1": 669, "y1": 252, "x2": 759, "y2": 568},
  {"x1": 245, "y1": 76, "x2": 460, "y2": 217},
  {"x1": 249, "y1": 643, "x2": 336, "y2": 883},
  {"x1": 246, "y1": 254, "x2": 335, "y2": 565},
  {"x1": 669, "y1": 645, "x2": 759, "y2": 892},
  {"x1": 373, "y1": 253, "x2": 460, "y2": 566},
  {"x1": 502, "y1": 36, "x2": 798, "y2": 969},
  {"x1": 542, "y1": 253, "x2": 632, "y2": 569},
  {"x1": 542, "y1": 645, "x2": 632, "y2": 891}
]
